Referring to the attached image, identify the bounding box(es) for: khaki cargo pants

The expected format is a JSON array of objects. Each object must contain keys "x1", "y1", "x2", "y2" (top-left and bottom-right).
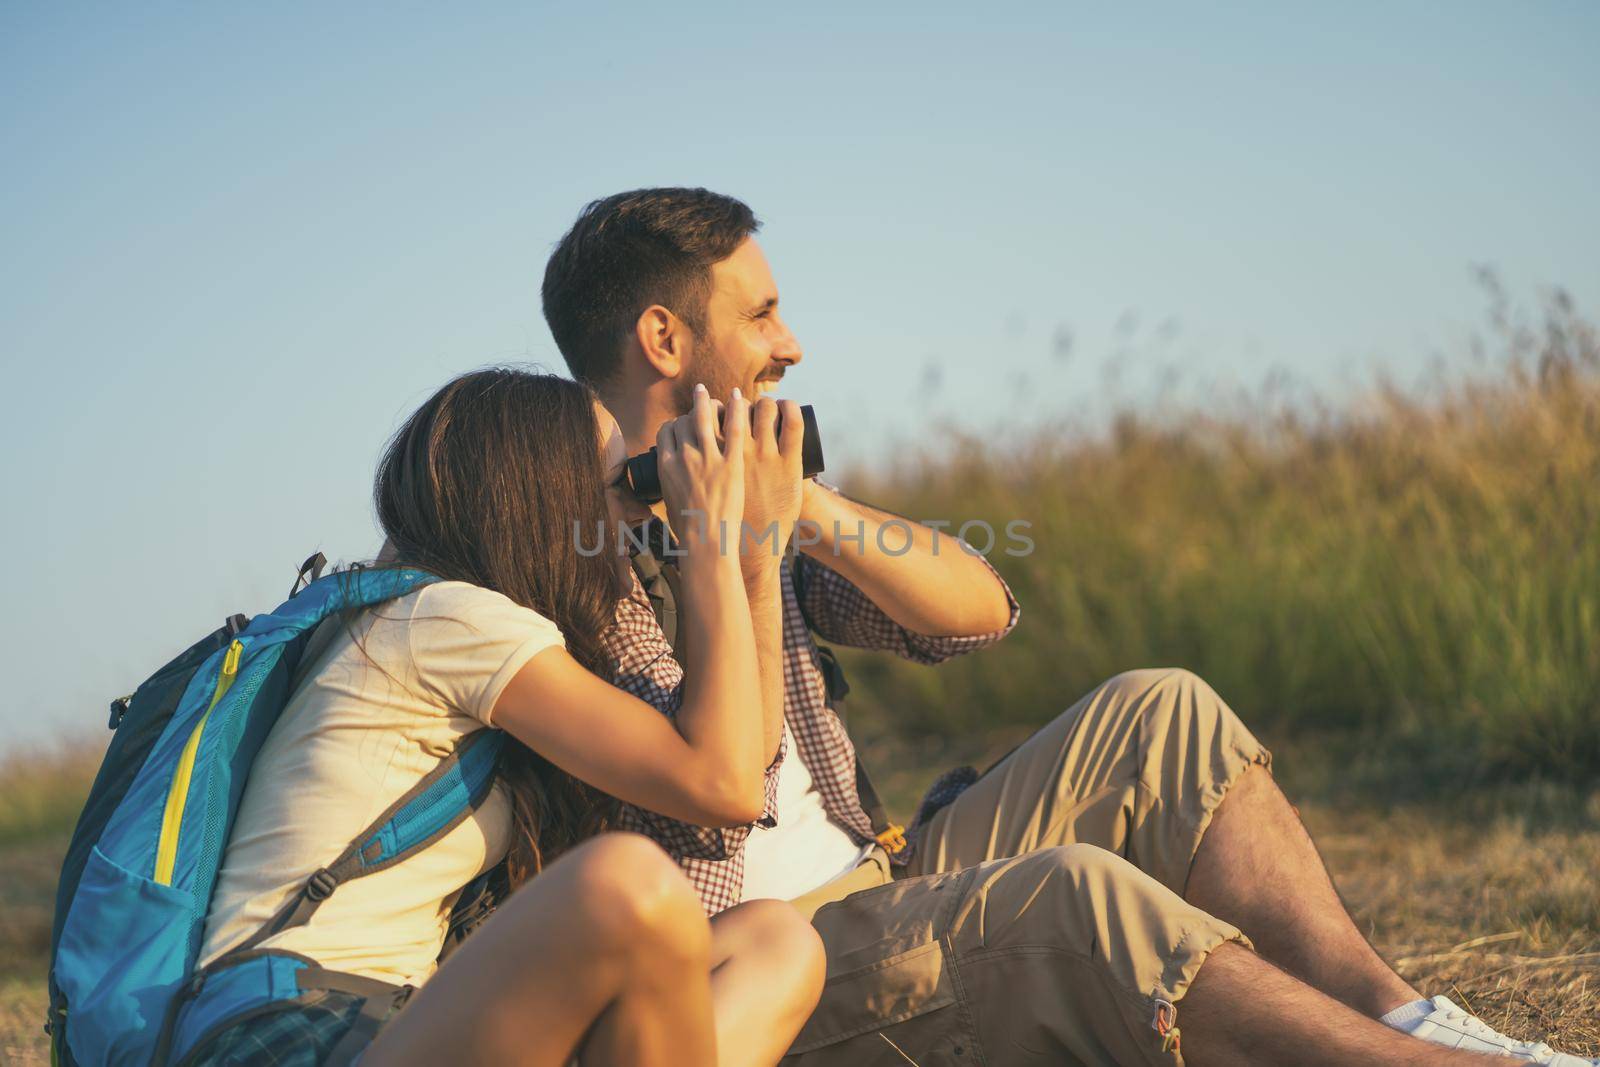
[{"x1": 783, "y1": 668, "x2": 1271, "y2": 1067}]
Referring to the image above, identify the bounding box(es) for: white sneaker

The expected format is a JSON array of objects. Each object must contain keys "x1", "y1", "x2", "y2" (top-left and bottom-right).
[{"x1": 1409, "y1": 995, "x2": 1598, "y2": 1064}]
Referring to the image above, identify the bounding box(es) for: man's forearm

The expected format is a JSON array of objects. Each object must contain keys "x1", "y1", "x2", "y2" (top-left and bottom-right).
[{"x1": 797, "y1": 483, "x2": 1012, "y2": 637}]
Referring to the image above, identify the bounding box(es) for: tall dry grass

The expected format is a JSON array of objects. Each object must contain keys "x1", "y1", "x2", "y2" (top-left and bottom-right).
[
  {"x1": 0, "y1": 743, "x2": 103, "y2": 851},
  {"x1": 838, "y1": 287, "x2": 1600, "y2": 791}
]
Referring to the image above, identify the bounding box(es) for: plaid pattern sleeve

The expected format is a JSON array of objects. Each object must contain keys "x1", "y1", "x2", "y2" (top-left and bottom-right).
[
  {"x1": 604, "y1": 571, "x2": 783, "y2": 911},
  {"x1": 792, "y1": 546, "x2": 1020, "y2": 664}
]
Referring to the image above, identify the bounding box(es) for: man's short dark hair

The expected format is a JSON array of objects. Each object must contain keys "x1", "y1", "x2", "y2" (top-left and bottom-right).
[{"x1": 542, "y1": 188, "x2": 760, "y2": 386}]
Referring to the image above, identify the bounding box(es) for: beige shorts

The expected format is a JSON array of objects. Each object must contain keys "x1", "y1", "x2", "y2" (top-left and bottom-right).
[{"x1": 785, "y1": 668, "x2": 1271, "y2": 1067}]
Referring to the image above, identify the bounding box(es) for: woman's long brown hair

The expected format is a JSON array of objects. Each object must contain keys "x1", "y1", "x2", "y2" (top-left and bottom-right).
[{"x1": 371, "y1": 368, "x2": 620, "y2": 884}]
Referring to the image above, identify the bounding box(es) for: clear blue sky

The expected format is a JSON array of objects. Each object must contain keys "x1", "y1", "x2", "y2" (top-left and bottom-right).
[{"x1": 3, "y1": 3, "x2": 1596, "y2": 744}]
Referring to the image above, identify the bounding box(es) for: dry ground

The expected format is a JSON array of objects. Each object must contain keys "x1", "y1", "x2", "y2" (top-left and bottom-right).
[
  {"x1": 2, "y1": 836, "x2": 60, "y2": 1066},
  {"x1": 1303, "y1": 802, "x2": 1599, "y2": 1056},
  {"x1": 4, "y1": 787, "x2": 1596, "y2": 1064}
]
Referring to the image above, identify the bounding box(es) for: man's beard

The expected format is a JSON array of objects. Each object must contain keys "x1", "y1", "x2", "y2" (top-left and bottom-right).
[{"x1": 673, "y1": 339, "x2": 747, "y2": 412}]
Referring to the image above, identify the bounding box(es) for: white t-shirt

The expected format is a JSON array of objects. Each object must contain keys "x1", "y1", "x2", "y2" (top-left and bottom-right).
[
  {"x1": 738, "y1": 736, "x2": 873, "y2": 903},
  {"x1": 198, "y1": 581, "x2": 566, "y2": 986}
]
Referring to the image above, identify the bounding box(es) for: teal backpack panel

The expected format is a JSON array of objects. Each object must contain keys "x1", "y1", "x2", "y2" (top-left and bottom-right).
[{"x1": 50, "y1": 567, "x2": 452, "y2": 1066}]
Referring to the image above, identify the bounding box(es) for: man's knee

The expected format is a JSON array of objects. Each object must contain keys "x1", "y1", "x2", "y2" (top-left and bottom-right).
[
  {"x1": 976, "y1": 844, "x2": 1175, "y2": 953},
  {"x1": 1037, "y1": 841, "x2": 1136, "y2": 887},
  {"x1": 1102, "y1": 665, "x2": 1210, "y2": 703},
  {"x1": 1094, "y1": 666, "x2": 1239, "y2": 736},
  {"x1": 993, "y1": 843, "x2": 1153, "y2": 912}
]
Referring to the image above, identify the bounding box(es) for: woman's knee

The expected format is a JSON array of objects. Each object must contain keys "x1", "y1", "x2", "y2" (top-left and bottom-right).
[
  {"x1": 544, "y1": 833, "x2": 711, "y2": 966},
  {"x1": 715, "y1": 899, "x2": 827, "y2": 1031},
  {"x1": 727, "y1": 899, "x2": 826, "y2": 988}
]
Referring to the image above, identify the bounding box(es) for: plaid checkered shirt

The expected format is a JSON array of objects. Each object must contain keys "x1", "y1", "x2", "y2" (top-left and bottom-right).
[{"x1": 604, "y1": 515, "x2": 1020, "y2": 914}]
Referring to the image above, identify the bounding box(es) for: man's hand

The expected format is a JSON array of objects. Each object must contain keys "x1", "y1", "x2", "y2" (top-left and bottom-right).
[{"x1": 738, "y1": 393, "x2": 805, "y2": 575}]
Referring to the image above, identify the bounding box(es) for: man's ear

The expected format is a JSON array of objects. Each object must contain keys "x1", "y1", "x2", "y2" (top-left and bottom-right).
[{"x1": 633, "y1": 305, "x2": 691, "y2": 380}]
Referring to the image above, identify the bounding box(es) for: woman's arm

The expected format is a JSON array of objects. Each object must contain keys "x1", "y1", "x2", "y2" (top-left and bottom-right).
[
  {"x1": 492, "y1": 385, "x2": 767, "y2": 826},
  {"x1": 491, "y1": 634, "x2": 761, "y2": 826}
]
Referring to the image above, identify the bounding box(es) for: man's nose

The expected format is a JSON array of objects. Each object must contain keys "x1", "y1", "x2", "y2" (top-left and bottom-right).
[{"x1": 772, "y1": 316, "x2": 803, "y2": 366}]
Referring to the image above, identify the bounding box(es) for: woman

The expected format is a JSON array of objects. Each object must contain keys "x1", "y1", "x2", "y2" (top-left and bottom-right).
[{"x1": 186, "y1": 370, "x2": 823, "y2": 1066}]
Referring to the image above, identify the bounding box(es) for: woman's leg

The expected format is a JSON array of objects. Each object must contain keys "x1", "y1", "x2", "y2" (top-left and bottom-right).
[
  {"x1": 702, "y1": 899, "x2": 826, "y2": 1067},
  {"x1": 365, "y1": 833, "x2": 715, "y2": 1067}
]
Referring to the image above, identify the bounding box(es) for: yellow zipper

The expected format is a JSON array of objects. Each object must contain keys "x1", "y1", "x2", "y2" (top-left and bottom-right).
[{"x1": 153, "y1": 640, "x2": 243, "y2": 886}]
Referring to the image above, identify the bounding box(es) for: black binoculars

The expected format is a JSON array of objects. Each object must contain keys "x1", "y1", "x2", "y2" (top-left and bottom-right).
[{"x1": 620, "y1": 404, "x2": 826, "y2": 504}]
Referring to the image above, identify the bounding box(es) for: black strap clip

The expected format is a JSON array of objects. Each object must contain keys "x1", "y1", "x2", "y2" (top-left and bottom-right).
[{"x1": 304, "y1": 867, "x2": 340, "y2": 902}]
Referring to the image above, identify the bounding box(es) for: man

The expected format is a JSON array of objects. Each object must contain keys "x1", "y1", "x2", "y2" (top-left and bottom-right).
[{"x1": 540, "y1": 188, "x2": 1593, "y2": 1066}]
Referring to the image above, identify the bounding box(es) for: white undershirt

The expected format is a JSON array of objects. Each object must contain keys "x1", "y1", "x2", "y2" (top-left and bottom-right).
[{"x1": 739, "y1": 736, "x2": 874, "y2": 902}]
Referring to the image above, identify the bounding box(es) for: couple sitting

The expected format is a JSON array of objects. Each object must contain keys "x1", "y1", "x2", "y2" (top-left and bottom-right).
[{"x1": 186, "y1": 189, "x2": 1593, "y2": 1066}]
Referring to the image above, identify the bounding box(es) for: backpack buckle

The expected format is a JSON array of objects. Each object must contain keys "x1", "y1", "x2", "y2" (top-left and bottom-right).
[
  {"x1": 107, "y1": 695, "x2": 133, "y2": 730},
  {"x1": 874, "y1": 824, "x2": 908, "y2": 855},
  {"x1": 305, "y1": 868, "x2": 339, "y2": 901}
]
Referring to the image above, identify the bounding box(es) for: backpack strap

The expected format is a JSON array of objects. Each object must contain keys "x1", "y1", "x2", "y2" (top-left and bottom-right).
[
  {"x1": 631, "y1": 549, "x2": 681, "y2": 650},
  {"x1": 812, "y1": 644, "x2": 905, "y2": 853},
  {"x1": 233, "y1": 727, "x2": 506, "y2": 954},
  {"x1": 161, "y1": 954, "x2": 414, "y2": 1067},
  {"x1": 294, "y1": 968, "x2": 412, "y2": 1067},
  {"x1": 439, "y1": 858, "x2": 510, "y2": 963}
]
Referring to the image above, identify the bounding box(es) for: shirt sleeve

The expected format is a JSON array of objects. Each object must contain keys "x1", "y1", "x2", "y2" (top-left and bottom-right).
[
  {"x1": 404, "y1": 582, "x2": 568, "y2": 727},
  {"x1": 791, "y1": 548, "x2": 1020, "y2": 664},
  {"x1": 605, "y1": 572, "x2": 784, "y2": 861}
]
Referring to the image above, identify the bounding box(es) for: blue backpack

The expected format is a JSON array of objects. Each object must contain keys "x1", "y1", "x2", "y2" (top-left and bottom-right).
[{"x1": 47, "y1": 560, "x2": 508, "y2": 1066}]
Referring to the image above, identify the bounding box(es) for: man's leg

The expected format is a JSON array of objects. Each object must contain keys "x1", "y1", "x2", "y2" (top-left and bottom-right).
[
  {"x1": 786, "y1": 844, "x2": 1499, "y2": 1067},
  {"x1": 1184, "y1": 761, "x2": 1416, "y2": 1016},
  {"x1": 909, "y1": 668, "x2": 1416, "y2": 1018},
  {"x1": 1181, "y1": 942, "x2": 1499, "y2": 1067}
]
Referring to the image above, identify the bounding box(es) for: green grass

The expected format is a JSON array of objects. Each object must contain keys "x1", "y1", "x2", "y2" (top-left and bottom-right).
[{"x1": 837, "y1": 290, "x2": 1600, "y2": 792}]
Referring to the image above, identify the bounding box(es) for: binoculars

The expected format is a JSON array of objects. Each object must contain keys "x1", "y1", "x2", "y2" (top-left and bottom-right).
[{"x1": 620, "y1": 404, "x2": 826, "y2": 504}]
